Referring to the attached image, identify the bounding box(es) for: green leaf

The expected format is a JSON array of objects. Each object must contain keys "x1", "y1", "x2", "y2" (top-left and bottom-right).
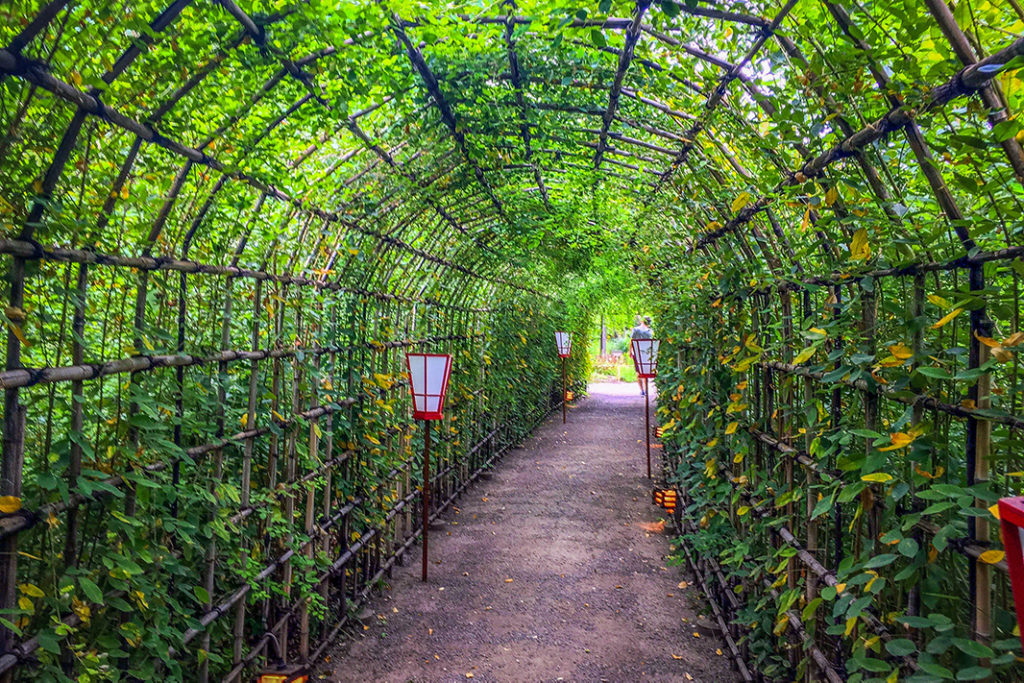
[
  {"x1": 886, "y1": 638, "x2": 917, "y2": 656},
  {"x1": 863, "y1": 553, "x2": 897, "y2": 569},
  {"x1": 79, "y1": 577, "x2": 104, "y2": 604},
  {"x1": 193, "y1": 586, "x2": 211, "y2": 604},
  {"x1": 897, "y1": 537, "x2": 919, "y2": 557},
  {"x1": 951, "y1": 637, "x2": 994, "y2": 659},
  {"x1": 955, "y1": 666, "x2": 992, "y2": 681}
]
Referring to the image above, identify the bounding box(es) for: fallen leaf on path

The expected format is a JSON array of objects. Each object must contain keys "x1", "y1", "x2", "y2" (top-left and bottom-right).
[
  {"x1": 671, "y1": 654, "x2": 683, "y2": 660},
  {"x1": 615, "y1": 585, "x2": 624, "y2": 589},
  {"x1": 638, "y1": 520, "x2": 666, "y2": 533},
  {"x1": 716, "y1": 649, "x2": 723, "y2": 656},
  {"x1": 504, "y1": 578, "x2": 514, "y2": 583},
  {"x1": 678, "y1": 581, "x2": 688, "y2": 589},
  {"x1": 465, "y1": 674, "x2": 474, "y2": 679},
  {"x1": 692, "y1": 632, "x2": 700, "y2": 638}
]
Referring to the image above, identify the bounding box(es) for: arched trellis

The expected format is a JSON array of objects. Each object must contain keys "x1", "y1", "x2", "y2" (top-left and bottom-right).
[{"x1": 1, "y1": 0, "x2": 1024, "y2": 680}]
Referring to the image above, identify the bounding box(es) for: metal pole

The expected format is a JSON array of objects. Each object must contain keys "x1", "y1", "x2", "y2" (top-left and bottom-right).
[
  {"x1": 562, "y1": 357, "x2": 567, "y2": 424},
  {"x1": 422, "y1": 420, "x2": 431, "y2": 582},
  {"x1": 645, "y1": 377, "x2": 651, "y2": 479}
]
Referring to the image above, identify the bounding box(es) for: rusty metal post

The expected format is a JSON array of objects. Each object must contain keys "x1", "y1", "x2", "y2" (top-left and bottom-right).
[
  {"x1": 562, "y1": 357, "x2": 567, "y2": 424},
  {"x1": 645, "y1": 377, "x2": 651, "y2": 479},
  {"x1": 422, "y1": 420, "x2": 432, "y2": 582}
]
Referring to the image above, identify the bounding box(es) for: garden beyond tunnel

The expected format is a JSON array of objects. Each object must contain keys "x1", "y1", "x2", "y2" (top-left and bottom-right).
[{"x1": 2, "y1": 0, "x2": 1024, "y2": 680}]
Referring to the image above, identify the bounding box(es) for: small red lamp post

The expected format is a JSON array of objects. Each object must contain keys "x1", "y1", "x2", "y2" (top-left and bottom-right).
[
  {"x1": 998, "y1": 496, "x2": 1024, "y2": 648},
  {"x1": 631, "y1": 338, "x2": 660, "y2": 479},
  {"x1": 555, "y1": 331, "x2": 572, "y2": 423},
  {"x1": 406, "y1": 352, "x2": 453, "y2": 582}
]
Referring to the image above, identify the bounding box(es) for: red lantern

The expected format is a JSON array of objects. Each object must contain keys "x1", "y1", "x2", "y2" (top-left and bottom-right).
[
  {"x1": 631, "y1": 338, "x2": 660, "y2": 479},
  {"x1": 998, "y1": 496, "x2": 1024, "y2": 649},
  {"x1": 555, "y1": 331, "x2": 572, "y2": 358},
  {"x1": 631, "y1": 338, "x2": 660, "y2": 378},
  {"x1": 405, "y1": 353, "x2": 453, "y2": 421},
  {"x1": 554, "y1": 332, "x2": 572, "y2": 424},
  {"x1": 405, "y1": 352, "x2": 453, "y2": 583}
]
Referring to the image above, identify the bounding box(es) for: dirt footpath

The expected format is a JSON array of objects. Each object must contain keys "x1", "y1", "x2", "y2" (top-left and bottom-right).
[{"x1": 317, "y1": 382, "x2": 741, "y2": 682}]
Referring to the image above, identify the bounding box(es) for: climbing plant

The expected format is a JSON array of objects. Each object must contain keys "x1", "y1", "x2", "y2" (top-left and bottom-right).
[{"x1": 2, "y1": 0, "x2": 1024, "y2": 680}]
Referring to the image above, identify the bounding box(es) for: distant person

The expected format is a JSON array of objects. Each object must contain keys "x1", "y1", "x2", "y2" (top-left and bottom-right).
[{"x1": 629, "y1": 316, "x2": 653, "y2": 395}]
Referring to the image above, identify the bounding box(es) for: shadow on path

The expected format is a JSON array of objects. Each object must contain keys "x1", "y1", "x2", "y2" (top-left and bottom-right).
[{"x1": 318, "y1": 382, "x2": 741, "y2": 682}]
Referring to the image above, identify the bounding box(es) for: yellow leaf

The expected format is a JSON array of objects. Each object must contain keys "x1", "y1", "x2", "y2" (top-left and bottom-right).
[
  {"x1": 844, "y1": 617, "x2": 857, "y2": 637},
  {"x1": 793, "y1": 346, "x2": 816, "y2": 364},
  {"x1": 0, "y1": 496, "x2": 21, "y2": 514},
  {"x1": 879, "y1": 431, "x2": 916, "y2": 451},
  {"x1": 725, "y1": 422, "x2": 738, "y2": 435},
  {"x1": 737, "y1": 506, "x2": 750, "y2": 516},
  {"x1": 979, "y1": 550, "x2": 1005, "y2": 564},
  {"x1": 773, "y1": 615, "x2": 789, "y2": 636},
  {"x1": 731, "y1": 191, "x2": 752, "y2": 213},
  {"x1": 975, "y1": 332, "x2": 1000, "y2": 349},
  {"x1": 825, "y1": 186, "x2": 839, "y2": 206},
  {"x1": 861, "y1": 472, "x2": 893, "y2": 483},
  {"x1": 7, "y1": 323, "x2": 30, "y2": 348},
  {"x1": 849, "y1": 228, "x2": 871, "y2": 261},
  {"x1": 313, "y1": 423, "x2": 322, "y2": 439},
  {"x1": 19, "y1": 583, "x2": 44, "y2": 598},
  {"x1": 927, "y1": 294, "x2": 951, "y2": 308},
  {"x1": 888, "y1": 343, "x2": 913, "y2": 360},
  {"x1": 931, "y1": 308, "x2": 963, "y2": 329},
  {"x1": 835, "y1": 583, "x2": 846, "y2": 594},
  {"x1": 989, "y1": 503, "x2": 1000, "y2": 520},
  {"x1": 1003, "y1": 332, "x2": 1024, "y2": 347}
]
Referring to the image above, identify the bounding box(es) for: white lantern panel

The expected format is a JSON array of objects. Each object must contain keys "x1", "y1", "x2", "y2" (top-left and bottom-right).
[
  {"x1": 407, "y1": 354, "x2": 427, "y2": 412},
  {"x1": 632, "y1": 339, "x2": 660, "y2": 376},
  {"x1": 555, "y1": 331, "x2": 572, "y2": 356},
  {"x1": 406, "y1": 353, "x2": 452, "y2": 417}
]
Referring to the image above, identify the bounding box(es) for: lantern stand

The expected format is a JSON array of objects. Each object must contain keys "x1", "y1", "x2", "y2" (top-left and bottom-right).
[
  {"x1": 422, "y1": 419, "x2": 431, "y2": 582},
  {"x1": 644, "y1": 378, "x2": 651, "y2": 478},
  {"x1": 405, "y1": 352, "x2": 453, "y2": 583},
  {"x1": 631, "y1": 338, "x2": 660, "y2": 480},
  {"x1": 555, "y1": 332, "x2": 572, "y2": 424}
]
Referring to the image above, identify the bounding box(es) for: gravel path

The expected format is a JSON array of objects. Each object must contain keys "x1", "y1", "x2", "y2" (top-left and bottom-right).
[{"x1": 317, "y1": 382, "x2": 741, "y2": 682}]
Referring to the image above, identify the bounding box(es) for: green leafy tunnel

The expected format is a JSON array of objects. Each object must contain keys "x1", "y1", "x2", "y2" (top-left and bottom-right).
[{"x1": 0, "y1": 0, "x2": 1023, "y2": 680}]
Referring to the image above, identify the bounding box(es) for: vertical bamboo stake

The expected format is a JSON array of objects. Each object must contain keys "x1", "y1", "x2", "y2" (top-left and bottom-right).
[
  {"x1": 200, "y1": 274, "x2": 233, "y2": 682},
  {"x1": 829, "y1": 285, "x2": 844, "y2": 572},
  {"x1": 967, "y1": 264, "x2": 993, "y2": 662},
  {"x1": 780, "y1": 290, "x2": 796, "y2": 591},
  {"x1": 232, "y1": 279, "x2": 260, "y2": 666},
  {"x1": 320, "y1": 300, "x2": 337, "y2": 616},
  {"x1": 908, "y1": 275, "x2": 924, "y2": 626},
  {"x1": 281, "y1": 305, "x2": 303, "y2": 661},
  {"x1": 0, "y1": 254, "x2": 27, "y2": 683},
  {"x1": 802, "y1": 288, "x2": 818, "y2": 680},
  {"x1": 65, "y1": 264, "x2": 87, "y2": 567},
  {"x1": 299, "y1": 414, "x2": 318, "y2": 661}
]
